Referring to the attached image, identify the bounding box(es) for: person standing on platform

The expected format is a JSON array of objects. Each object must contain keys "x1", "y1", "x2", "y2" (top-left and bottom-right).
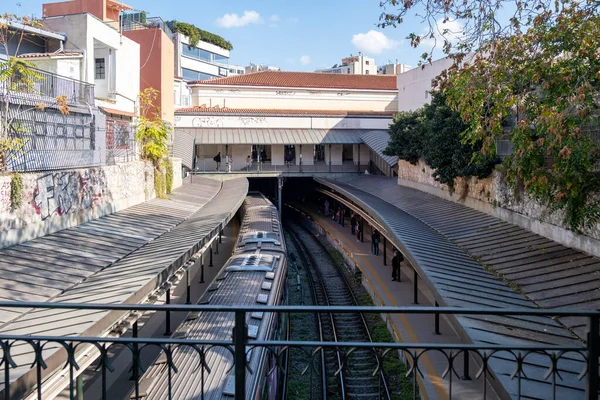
[
  {"x1": 324, "y1": 199, "x2": 330, "y2": 216},
  {"x1": 391, "y1": 249, "x2": 403, "y2": 281},
  {"x1": 351, "y1": 214, "x2": 357, "y2": 235},
  {"x1": 214, "y1": 152, "x2": 221, "y2": 171},
  {"x1": 356, "y1": 223, "x2": 361, "y2": 242},
  {"x1": 373, "y1": 230, "x2": 381, "y2": 255},
  {"x1": 246, "y1": 155, "x2": 252, "y2": 171}
]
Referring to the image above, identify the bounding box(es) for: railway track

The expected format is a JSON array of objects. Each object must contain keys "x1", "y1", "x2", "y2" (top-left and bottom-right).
[{"x1": 286, "y1": 220, "x2": 392, "y2": 400}]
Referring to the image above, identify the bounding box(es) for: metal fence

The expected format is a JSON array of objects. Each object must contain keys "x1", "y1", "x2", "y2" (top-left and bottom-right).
[
  {"x1": 0, "y1": 65, "x2": 95, "y2": 107},
  {"x1": 0, "y1": 302, "x2": 597, "y2": 400}
]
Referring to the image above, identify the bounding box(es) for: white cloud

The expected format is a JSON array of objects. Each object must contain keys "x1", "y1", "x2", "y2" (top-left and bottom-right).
[
  {"x1": 300, "y1": 55, "x2": 311, "y2": 65},
  {"x1": 419, "y1": 19, "x2": 465, "y2": 48},
  {"x1": 351, "y1": 30, "x2": 400, "y2": 55},
  {"x1": 215, "y1": 10, "x2": 263, "y2": 28}
]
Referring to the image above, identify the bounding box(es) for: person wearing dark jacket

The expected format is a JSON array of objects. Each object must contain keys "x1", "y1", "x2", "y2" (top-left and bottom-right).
[
  {"x1": 391, "y1": 249, "x2": 404, "y2": 281},
  {"x1": 214, "y1": 152, "x2": 221, "y2": 171},
  {"x1": 372, "y1": 230, "x2": 381, "y2": 255},
  {"x1": 350, "y1": 215, "x2": 357, "y2": 235}
]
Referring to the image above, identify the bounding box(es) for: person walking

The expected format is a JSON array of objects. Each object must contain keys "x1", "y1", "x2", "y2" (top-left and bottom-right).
[
  {"x1": 391, "y1": 249, "x2": 404, "y2": 281},
  {"x1": 373, "y1": 230, "x2": 381, "y2": 256},
  {"x1": 350, "y1": 214, "x2": 357, "y2": 235},
  {"x1": 246, "y1": 155, "x2": 252, "y2": 171},
  {"x1": 213, "y1": 152, "x2": 221, "y2": 171}
]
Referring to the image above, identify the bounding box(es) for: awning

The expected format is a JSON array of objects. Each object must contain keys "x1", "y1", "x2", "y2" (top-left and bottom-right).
[
  {"x1": 360, "y1": 130, "x2": 398, "y2": 167},
  {"x1": 176, "y1": 128, "x2": 368, "y2": 145},
  {"x1": 100, "y1": 106, "x2": 137, "y2": 118}
]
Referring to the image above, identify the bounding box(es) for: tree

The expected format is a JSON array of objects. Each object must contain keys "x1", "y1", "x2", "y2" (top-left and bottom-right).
[
  {"x1": 379, "y1": 0, "x2": 600, "y2": 232},
  {"x1": 385, "y1": 91, "x2": 497, "y2": 191}
]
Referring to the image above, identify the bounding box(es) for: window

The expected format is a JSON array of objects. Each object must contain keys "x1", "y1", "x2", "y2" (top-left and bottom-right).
[
  {"x1": 365, "y1": 60, "x2": 370, "y2": 65},
  {"x1": 181, "y1": 68, "x2": 218, "y2": 81},
  {"x1": 214, "y1": 54, "x2": 228, "y2": 65},
  {"x1": 183, "y1": 45, "x2": 199, "y2": 58},
  {"x1": 365, "y1": 70, "x2": 370, "y2": 75},
  {"x1": 199, "y1": 49, "x2": 212, "y2": 62},
  {"x1": 95, "y1": 58, "x2": 105, "y2": 79}
]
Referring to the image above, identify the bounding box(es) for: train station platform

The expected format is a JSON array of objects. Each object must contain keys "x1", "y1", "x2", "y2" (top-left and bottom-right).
[
  {"x1": 0, "y1": 177, "x2": 248, "y2": 398},
  {"x1": 308, "y1": 175, "x2": 600, "y2": 399}
]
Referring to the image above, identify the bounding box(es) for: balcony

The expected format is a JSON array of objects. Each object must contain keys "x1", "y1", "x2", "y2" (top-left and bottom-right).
[{"x1": 0, "y1": 64, "x2": 95, "y2": 107}]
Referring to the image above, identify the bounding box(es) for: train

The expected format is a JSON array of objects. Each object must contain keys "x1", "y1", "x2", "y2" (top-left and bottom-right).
[{"x1": 137, "y1": 192, "x2": 288, "y2": 400}]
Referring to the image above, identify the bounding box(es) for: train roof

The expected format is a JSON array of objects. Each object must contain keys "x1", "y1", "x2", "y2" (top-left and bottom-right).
[{"x1": 235, "y1": 193, "x2": 284, "y2": 253}]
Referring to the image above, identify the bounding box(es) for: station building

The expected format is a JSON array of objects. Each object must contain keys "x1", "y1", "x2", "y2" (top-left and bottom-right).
[{"x1": 173, "y1": 71, "x2": 400, "y2": 176}]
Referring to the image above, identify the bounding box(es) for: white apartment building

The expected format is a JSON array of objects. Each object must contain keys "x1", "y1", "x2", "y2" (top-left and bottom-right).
[
  {"x1": 245, "y1": 63, "x2": 280, "y2": 74},
  {"x1": 174, "y1": 76, "x2": 192, "y2": 108},
  {"x1": 42, "y1": 13, "x2": 140, "y2": 115},
  {"x1": 174, "y1": 32, "x2": 231, "y2": 81},
  {"x1": 316, "y1": 55, "x2": 377, "y2": 75},
  {"x1": 228, "y1": 64, "x2": 246, "y2": 76},
  {"x1": 378, "y1": 62, "x2": 412, "y2": 76},
  {"x1": 396, "y1": 56, "x2": 454, "y2": 111}
]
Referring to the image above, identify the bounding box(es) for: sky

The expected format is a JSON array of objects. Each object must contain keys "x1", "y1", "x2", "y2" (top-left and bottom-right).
[{"x1": 9, "y1": 0, "x2": 456, "y2": 71}]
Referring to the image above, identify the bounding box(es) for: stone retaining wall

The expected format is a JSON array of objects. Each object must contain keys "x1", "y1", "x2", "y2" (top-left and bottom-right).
[
  {"x1": 398, "y1": 159, "x2": 600, "y2": 257},
  {"x1": 0, "y1": 161, "x2": 156, "y2": 248}
]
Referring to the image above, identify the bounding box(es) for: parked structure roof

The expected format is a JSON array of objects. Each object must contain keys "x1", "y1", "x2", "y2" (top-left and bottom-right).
[
  {"x1": 17, "y1": 51, "x2": 83, "y2": 58},
  {"x1": 360, "y1": 130, "x2": 397, "y2": 166},
  {"x1": 187, "y1": 70, "x2": 398, "y2": 90},
  {"x1": 179, "y1": 128, "x2": 371, "y2": 145},
  {"x1": 0, "y1": 177, "x2": 249, "y2": 397},
  {"x1": 316, "y1": 175, "x2": 600, "y2": 398},
  {"x1": 175, "y1": 106, "x2": 395, "y2": 116}
]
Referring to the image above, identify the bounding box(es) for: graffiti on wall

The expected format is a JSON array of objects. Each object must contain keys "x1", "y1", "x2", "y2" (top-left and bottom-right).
[
  {"x1": 0, "y1": 180, "x2": 11, "y2": 213},
  {"x1": 191, "y1": 117, "x2": 224, "y2": 128},
  {"x1": 32, "y1": 169, "x2": 107, "y2": 220}
]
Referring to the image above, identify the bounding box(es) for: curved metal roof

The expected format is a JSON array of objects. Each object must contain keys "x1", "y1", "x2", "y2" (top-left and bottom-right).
[
  {"x1": 1, "y1": 177, "x2": 249, "y2": 396},
  {"x1": 360, "y1": 130, "x2": 398, "y2": 167},
  {"x1": 315, "y1": 176, "x2": 587, "y2": 399},
  {"x1": 178, "y1": 128, "x2": 368, "y2": 145}
]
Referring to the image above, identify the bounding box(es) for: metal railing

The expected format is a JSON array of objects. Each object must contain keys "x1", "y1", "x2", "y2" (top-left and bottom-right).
[
  {"x1": 0, "y1": 301, "x2": 598, "y2": 400},
  {"x1": 192, "y1": 159, "x2": 372, "y2": 175},
  {"x1": 0, "y1": 65, "x2": 95, "y2": 107},
  {"x1": 121, "y1": 17, "x2": 174, "y2": 38}
]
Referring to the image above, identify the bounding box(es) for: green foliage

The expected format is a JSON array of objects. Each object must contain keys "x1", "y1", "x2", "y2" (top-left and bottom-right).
[
  {"x1": 165, "y1": 158, "x2": 173, "y2": 194},
  {"x1": 385, "y1": 92, "x2": 498, "y2": 191},
  {"x1": 168, "y1": 21, "x2": 233, "y2": 50},
  {"x1": 136, "y1": 88, "x2": 171, "y2": 167},
  {"x1": 154, "y1": 167, "x2": 166, "y2": 199},
  {"x1": 10, "y1": 172, "x2": 22, "y2": 210},
  {"x1": 444, "y1": 4, "x2": 600, "y2": 232}
]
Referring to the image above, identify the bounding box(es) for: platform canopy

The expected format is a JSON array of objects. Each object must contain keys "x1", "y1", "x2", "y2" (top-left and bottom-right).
[
  {"x1": 360, "y1": 130, "x2": 398, "y2": 167},
  {"x1": 176, "y1": 128, "x2": 370, "y2": 145}
]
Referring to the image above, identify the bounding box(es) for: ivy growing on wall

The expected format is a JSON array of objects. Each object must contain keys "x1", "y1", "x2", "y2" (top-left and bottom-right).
[
  {"x1": 385, "y1": 91, "x2": 498, "y2": 191},
  {"x1": 10, "y1": 172, "x2": 22, "y2": 209},
  {"x1": 168, "y1": 21, "x2": 233, "y2": 50},
  {"x1": 165, "y1": 158, "x2": 173, "y2": 195}
]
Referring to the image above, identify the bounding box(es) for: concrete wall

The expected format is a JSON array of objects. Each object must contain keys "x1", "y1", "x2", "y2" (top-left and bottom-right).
[
  {"x1": 0, "y1": 161, "x2": 155, "y2": 248},
  {"x1": 397, "y1": 159, "x2": 600, "y2": 258},
  {"x1": 231, "y1": 145, "x2": 252, "y2": 171},
  {"x1": 171, "y1": 158, "x2": 183, "y2": 189},
  {"x1": 298, "y1": 145, "x2": 314, "y2": 165},
  {"x1": 324, "y1": 144, "x2": 343, "y2": 165},
  {"x1": 271, "y1": 145, "x2": 284, "y2": 166},
  {"x1": 192, "y1": 86, "x2": 398, "y2": 112},
  {"x1": 125, "y1": 28, "x2": 175, "y2": 123},
  {"x1": 27, "y1": 57, "x2": 83, "y2": 81},
  {"x1": 353, "y1": 144, "x2": 370, "y2": 165}
]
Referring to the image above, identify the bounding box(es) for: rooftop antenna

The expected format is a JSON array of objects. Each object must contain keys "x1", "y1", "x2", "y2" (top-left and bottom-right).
[{"x1": 16, "y1": 2, "x2": 22, "y2": 14}]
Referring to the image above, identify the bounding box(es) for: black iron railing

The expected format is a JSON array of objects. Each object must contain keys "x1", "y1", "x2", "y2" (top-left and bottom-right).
[
  {"x1": 0, "y1": 302, "x2": 597, "y2": 400},
  {"x1": 0, "y1": 65, "x2": 95, "y2": 107}
]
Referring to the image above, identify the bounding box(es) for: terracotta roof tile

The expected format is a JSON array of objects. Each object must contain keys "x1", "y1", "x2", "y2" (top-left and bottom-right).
[
  {"x1": 187, "y1": 71, "x2": 397, "y2": 90},
  {"x1": 17, "y1": 51, "x2": 83, "y2": 59},
  {"x1": 175, "y1": 106, "x2": 395, "y2": 116}
]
